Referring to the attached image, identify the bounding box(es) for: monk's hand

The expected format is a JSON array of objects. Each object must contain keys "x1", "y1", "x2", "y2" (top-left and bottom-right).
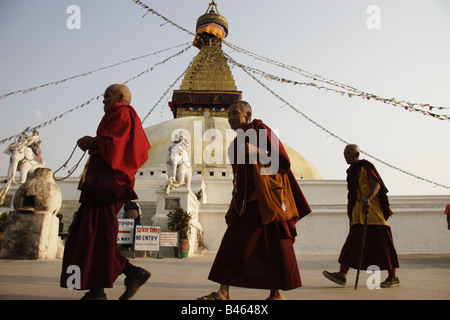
[
  {"x1": 77, "y1": 136, "x2": 95, "y2": 151},
  {"x1": 245, "y1": 142, "x2": 258, "y2": 155},
  {"x1": 238, "y1": 143, "x2": 259, "y2": 158},
  {"x1": 362, "y1": 198, "x2": 371, "y2": 214}
]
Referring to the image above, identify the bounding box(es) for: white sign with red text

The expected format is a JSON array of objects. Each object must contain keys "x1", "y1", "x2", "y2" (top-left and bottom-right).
[
  {"x1": 134, "y1": 225, "x2": 161, "y2": 251},
  {"x1": 117, "y1": 219, "x2": 135, "y2": 244}
]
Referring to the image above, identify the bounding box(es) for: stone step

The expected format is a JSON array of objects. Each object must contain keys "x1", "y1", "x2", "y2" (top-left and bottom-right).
[{"x1": 57, "y1": 200, "x2": 157, "y2": 233}]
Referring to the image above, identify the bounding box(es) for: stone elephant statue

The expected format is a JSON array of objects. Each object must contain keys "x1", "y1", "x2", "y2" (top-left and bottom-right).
[{"x1": 165, "y1": 141, "x2": 192, "y2": 194}]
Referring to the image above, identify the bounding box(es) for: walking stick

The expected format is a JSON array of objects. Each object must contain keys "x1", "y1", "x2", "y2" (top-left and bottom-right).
[{"x1": 354, "y1": 208, "x2": 369, "y2": 290}]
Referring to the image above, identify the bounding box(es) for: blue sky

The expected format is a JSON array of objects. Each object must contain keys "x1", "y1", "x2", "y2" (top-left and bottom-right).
[{"x1": 0, "y1": 0, "x2": 449, "y2": 195}]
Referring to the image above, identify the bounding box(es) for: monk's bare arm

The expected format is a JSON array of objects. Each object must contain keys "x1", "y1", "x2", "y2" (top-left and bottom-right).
[{"x1": 363, "y1": 174, "x2": 381, "y2": 213}]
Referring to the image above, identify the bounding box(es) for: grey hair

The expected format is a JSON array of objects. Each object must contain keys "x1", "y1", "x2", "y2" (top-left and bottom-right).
[{"x1": 231, "y1": 100, "x2": 252, "y2": 115}]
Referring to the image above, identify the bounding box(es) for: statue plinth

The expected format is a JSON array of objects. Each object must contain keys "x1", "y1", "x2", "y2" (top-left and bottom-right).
[
  {"x1": 152, "y1": 186, "x2": 203, "y2": 256},
  {"x1": 0, "y1": 168, "x2": 62, "y2": 259}
]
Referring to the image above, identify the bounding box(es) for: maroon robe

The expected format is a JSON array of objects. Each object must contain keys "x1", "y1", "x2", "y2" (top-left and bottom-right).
[
  {"x1": 339, "y1": 160, "x2": 399, "y2": 271},
  {"x1": 208, "y1": 119, "x2": 311, "y2": 290},
  {"x1": 60, "y1": 103, "x2": 150, "y2": 290}
]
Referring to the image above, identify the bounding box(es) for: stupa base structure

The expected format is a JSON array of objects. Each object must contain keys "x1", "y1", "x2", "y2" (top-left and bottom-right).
[{"x1": 152, "y1": 184, "x2": 203, "y2": 257}]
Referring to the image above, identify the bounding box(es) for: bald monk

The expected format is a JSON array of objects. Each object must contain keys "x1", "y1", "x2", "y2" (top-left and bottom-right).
[
  {"x1": 199, "y1": 101, "x2": 311, "y2": 300},
  {"x1": 60, "y1": 84, "x2": 151, "y2": 300},
  {"x1": 323, "y1": 144, "x2": 400, "y2": 288}
]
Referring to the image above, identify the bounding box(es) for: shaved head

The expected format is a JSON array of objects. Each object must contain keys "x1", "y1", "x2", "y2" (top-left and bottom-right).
[
  {"x1": 107, "y1": 84, "x2": 131, "y2": 104},
  {"x1": 344, "y1": 144, "x2": 360, "y2": 165},
  {"x1": 103, "y1": 84, "x2": 132, "y2": 111},
  {"x1": 345, "y1": 144, "x2": 360, "y2": 153}
]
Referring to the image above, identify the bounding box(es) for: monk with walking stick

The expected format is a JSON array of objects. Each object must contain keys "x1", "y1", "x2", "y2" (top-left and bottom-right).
[{"x1": 323, "y1": 144, "x2": 400, "y2": 288}]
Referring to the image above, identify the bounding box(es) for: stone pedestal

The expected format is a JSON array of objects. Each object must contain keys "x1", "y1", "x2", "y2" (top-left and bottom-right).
[
  {"x1": 0, "y1": 211, "x2": 60, "y2": 259},
  {"x1": 190, "y1": 174, "x2": 207, "y2": 204},
  {"x1": 0, "y1": 168, "x2": 62, "y2": 259},
  {"x1": 152, "y1": 186, "x2": 203, "y2": 256}
]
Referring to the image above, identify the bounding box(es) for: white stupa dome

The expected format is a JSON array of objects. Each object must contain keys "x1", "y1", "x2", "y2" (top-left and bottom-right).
[{"x1": 138, "y1": 116, "x2": 322, "y2": 180}]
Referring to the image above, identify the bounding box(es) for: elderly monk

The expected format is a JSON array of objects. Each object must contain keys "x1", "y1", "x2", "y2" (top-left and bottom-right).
[
  {"x1": 60, "y1": 84, "x2": 151, "y2": 300},
  {"x1": 323, "y1": 144, "x2": 400, "y2": 288},
  {"x1": 198, "y1": 101, "x2": 311, "y2": 300}
]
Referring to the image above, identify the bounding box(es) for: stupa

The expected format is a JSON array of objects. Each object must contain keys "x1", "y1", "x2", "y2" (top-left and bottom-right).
[
  {"x1": 4, "y1": 1, "x2": 447, "y2": 257},
  {"x1": 139, "y1": 1, "x2": 322, "y2": 181}
]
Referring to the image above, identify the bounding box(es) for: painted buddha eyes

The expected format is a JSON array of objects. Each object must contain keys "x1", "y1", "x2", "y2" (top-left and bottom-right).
[{"x1": 188, "y1": 107, "x2": 225, "y2": 112}]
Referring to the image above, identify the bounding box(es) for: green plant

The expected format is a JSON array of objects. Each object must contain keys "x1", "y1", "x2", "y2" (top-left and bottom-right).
[
  {"x1": 167, "y1": 206, "x2": 192, "y2": 239},
  {"x1": 0, "y1": 212, "x2": 8, "y2": 232}
]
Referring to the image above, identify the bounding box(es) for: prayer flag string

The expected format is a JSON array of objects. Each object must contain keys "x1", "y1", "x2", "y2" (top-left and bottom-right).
[
  {"x1": 130, "y1": 0, "x2": 449, "y2": 119},
  {"x1": 0, "y1": 42, "x2": 191, "y2": 101},
  {"x1": 0, "y1": 45, "x2": 192, "y2": 145},
  {"x1": 131, "y1": 0, "x2": 195, "y2": 36},
  {"x1": 224, "y1": 42, "x2": 450, "y2": 120},
  {"x1": 225, "y1": 52, "x2": 450, "y2": 189},
  {"x1": 141, "y1": 60, "x2": 194, "y2": 124},
  {"x1": 225, "y1": 55, "x2": 450, "y2": 121}
]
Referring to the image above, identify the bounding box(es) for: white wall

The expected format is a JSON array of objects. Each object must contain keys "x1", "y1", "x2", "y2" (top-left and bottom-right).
[
  {"x1": 19, "y1": 176, "x2": 449, "y2": 254},
  {"x1": 198, "y1": 179, "x2": 450, "y2": 254}
]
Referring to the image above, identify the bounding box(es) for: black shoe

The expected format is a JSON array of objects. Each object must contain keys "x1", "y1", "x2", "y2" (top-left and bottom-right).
[
  {"x1": 322, "y1": 270, "x2": 347, "y2": 286},
  {"x1": 80, "y1": 290, "x2": 107, "y2": 300},
  {"x1": 381, "y1": 275, "x2": 400, "y2": 288},
  {"x1": 119, "y1": 267, "x2": 151, "y2": 300}
]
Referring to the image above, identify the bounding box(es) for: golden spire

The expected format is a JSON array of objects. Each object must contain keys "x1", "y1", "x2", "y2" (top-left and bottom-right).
[
  {"x1": 194, "y1": 1, "x2": 228, "y2": 49},
  {"x1": 169, "y1": 1, "x2": 241, "y2": 119},
  {"x1": 205, "y1": 0, "x2": 219, "y2": 14}
]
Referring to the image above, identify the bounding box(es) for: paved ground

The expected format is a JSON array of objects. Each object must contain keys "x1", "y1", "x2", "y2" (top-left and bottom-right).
[{"x1": 0, "y1": 252, "x2": 449, "y2": 300}]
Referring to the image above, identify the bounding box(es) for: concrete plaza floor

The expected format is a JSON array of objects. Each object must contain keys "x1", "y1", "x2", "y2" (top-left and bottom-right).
[{"x1": 0, "y1": 252, "x2": 449, "y2": 300}]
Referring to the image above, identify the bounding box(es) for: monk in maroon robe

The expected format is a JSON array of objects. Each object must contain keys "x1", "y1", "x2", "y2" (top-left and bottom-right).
[
  {"x1": 323, "y1": 144, "x2": 400, "y2": 288},
  {"x1": 60, "y1": 84, "x2": 151, "y2": 300},
  {"x1": 199, "y1": 101, "x2": 311, "y2": 300}
]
